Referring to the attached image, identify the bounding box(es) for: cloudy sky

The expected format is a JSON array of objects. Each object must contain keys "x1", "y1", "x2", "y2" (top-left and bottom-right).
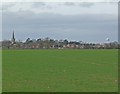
[{"x1": 1, "y1": 1, "x2": 118, "y2": 43}]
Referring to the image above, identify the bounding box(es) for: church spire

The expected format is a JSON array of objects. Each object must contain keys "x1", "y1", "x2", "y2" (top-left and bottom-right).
[
  {"x1": 11, "y1": 30, "x2": 15, "y2": 44},
  {"x1": 13, "y1": 31, "x2": 15, "y2": 39}
]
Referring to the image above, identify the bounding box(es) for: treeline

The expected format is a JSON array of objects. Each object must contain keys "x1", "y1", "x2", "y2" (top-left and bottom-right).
[{"x1": 1, "y1": 37, "x2": 119, "y2": 49}]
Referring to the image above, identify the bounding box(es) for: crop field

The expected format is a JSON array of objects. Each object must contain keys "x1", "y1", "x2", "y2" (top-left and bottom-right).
[{"x1": 2, "y1": 49, "x2": 118, "y2": 92}]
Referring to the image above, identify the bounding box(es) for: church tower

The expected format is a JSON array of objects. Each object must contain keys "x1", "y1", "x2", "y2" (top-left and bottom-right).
[{"x1": 11, "y1": 31, "x2": 15, "y2": 44}]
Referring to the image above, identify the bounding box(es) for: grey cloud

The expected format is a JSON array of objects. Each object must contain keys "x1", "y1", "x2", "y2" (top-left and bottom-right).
[
  {"x1": 64, "y1": 2, "x2": 76, "y2": 6},
  {"x1": 32, "y1": 2, "x2": 53, "y2": 9},
  {"x1": 64, "y1": 2, "x2": 94, "y2": 7},
  {"x1": 78, "y1": 2, "x2": 94, "y2": 7},
  {"x1": 30, "y1": 2, "x2": 94, "y2": 10},
  {"x1": 32, "y1": 2, "x2": 50, "y2": 9},
  {"x1": 3, "y1": 12, "x2": 116, "y2": 27},
  {"x1": 32, "y1": 2, "x2": 46, "y2": 8}
]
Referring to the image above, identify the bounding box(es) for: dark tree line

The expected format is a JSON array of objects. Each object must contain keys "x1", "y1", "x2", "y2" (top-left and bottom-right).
[{"x1": 1, "y1": 38, "x2": 119, "y2": 49}]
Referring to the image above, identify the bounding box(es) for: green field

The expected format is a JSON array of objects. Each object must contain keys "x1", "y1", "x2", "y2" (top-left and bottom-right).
[{"x1": 2, "y1": 49, "x2": 118, "y2": 92}]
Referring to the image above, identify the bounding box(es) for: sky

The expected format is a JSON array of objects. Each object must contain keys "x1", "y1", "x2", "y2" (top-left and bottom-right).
[{"x1": 1, "y1": 0, "x2": 118, "y2": 43}]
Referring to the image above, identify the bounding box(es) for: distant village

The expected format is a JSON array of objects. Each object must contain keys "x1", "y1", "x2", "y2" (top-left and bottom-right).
[{"x1": 1, "y1": 32, "x2": 120, "y2": 49}]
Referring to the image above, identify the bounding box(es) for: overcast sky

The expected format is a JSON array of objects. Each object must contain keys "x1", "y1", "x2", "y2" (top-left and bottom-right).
[{"x1": 1, "y1": 1, "x2": 118, "y2": 43}]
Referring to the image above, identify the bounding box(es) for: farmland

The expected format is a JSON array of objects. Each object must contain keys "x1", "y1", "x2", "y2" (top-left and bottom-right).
[{"x1": 2, "y1": 49, "x2": 118, "y2": 92}]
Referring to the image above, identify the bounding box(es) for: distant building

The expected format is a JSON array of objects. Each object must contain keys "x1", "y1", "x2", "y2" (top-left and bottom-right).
[
  {"x1": 1, "y1": 31, "x2": 119, "y2": 49},
  {"x1": 11, "y1": 31, "x2": 16, "y2": 44}
]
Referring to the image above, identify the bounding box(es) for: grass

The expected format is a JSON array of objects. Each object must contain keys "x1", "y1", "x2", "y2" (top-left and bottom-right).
[
  {"x1": 2, "y1": 49, "x2": 118, "y2": 92},
  {"x1": 0, "y1": 50, "x2": 2, "y2": 93}
]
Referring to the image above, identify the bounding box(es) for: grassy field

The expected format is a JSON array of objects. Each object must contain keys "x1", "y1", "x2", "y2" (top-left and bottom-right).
[
  {"x1": 2, "y1": 49, "x2": 118, "y2": 92},
  {"x1": 0, "y1": 50, "x2": 2, "y2": 93}
]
